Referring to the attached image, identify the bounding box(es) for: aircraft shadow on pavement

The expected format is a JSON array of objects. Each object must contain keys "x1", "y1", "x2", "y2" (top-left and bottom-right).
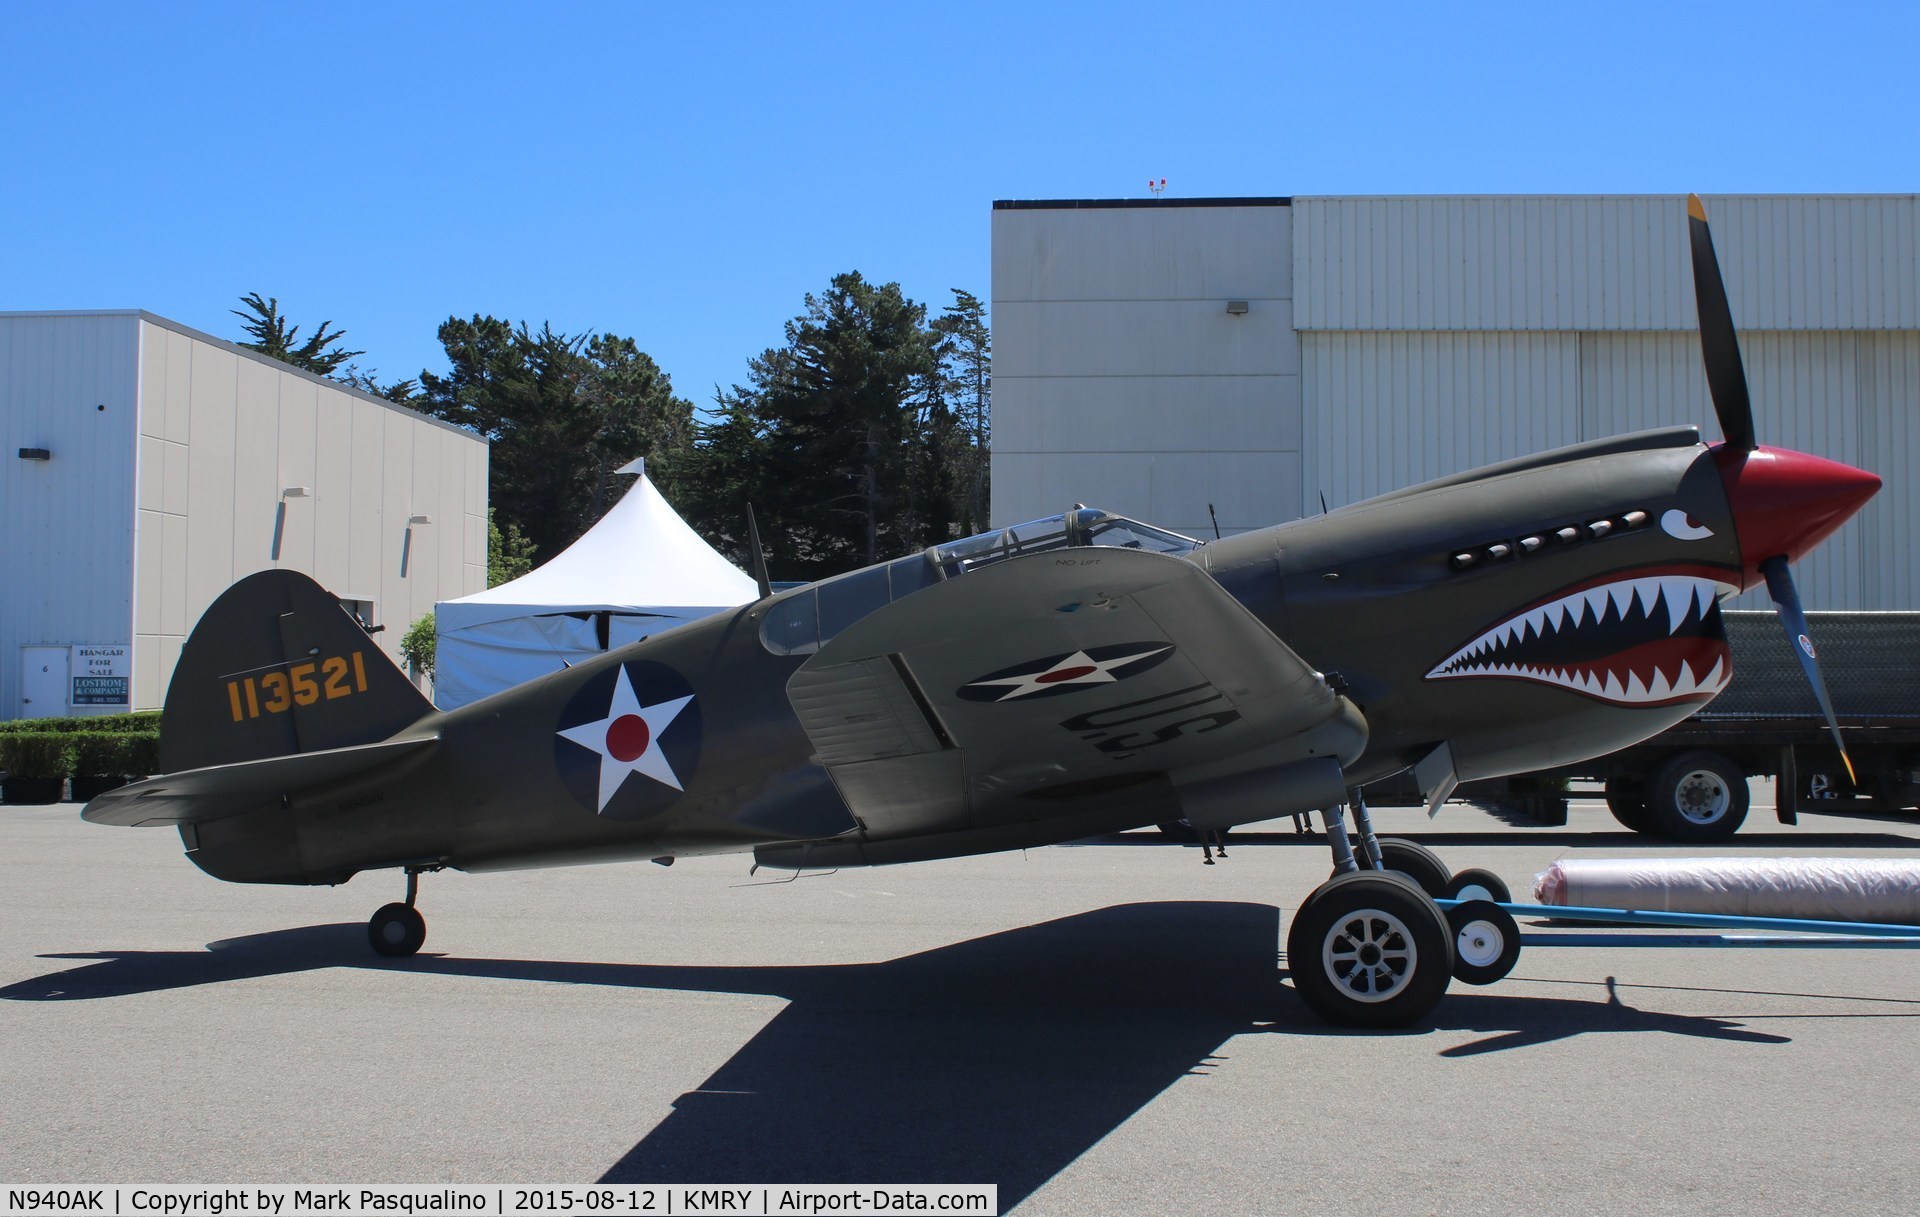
[
  {"x1": 1, "y1": 901, "x2": 1838, "y2": 1204},
  {"x1": 1421, "y1": 977, "x2": 1797, "y2": 1056},
  {"x1": 5, "y1": 903, "x2": 1274, "y2": 1202}
]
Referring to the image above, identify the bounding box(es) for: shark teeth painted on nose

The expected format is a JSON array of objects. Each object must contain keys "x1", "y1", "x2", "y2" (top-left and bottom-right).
[{"x1": 1426, "y1": 573, "x2": 1734, "y2": 707}]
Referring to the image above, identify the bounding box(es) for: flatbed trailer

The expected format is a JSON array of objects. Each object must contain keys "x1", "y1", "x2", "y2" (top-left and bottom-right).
[{"x1": 1480, "y1": 611, "x2": 1920, "y2": 841}]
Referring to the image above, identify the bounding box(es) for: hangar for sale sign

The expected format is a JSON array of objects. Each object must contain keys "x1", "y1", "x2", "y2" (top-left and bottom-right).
[{"x1": 70, "y1": 645, "x2": 129, "y2": 707}]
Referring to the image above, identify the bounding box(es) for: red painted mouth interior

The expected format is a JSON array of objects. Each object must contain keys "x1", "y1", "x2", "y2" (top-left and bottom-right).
[{"x1": 1545, "y1": 635, "x2": 1732, "y2": 706}]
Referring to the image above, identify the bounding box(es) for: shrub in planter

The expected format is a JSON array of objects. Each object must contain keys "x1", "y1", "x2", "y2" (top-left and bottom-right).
[
  {"x1": 71, "y1": 733, "x2": 134, "y2": 802},
  {"x1": 1, "y1": 733, "x2": 74, "y2": 804},
  {"x1": 120, "y1": 733, "x2": 161, "y2": 778},
  {"x1": 0, "y1": 711, "x2": 161, "y2": 734}
]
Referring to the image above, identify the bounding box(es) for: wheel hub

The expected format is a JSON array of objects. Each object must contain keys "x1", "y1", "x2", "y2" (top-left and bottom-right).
[
  {"x1": 1676, "y1": 769, "x2": 1731, "y2": 823},
  {"x1": 1323, "y1": 909, "x2": 1417, "y2": 1002},
  {"x1": 1455, "y1": 919, "x2": 1505, "y2": 968}
]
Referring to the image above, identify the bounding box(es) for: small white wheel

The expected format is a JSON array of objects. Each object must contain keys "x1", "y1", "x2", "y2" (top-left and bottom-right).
[{"x1": 1444, "y1": 900, "x2": 1520, "y2": 985}]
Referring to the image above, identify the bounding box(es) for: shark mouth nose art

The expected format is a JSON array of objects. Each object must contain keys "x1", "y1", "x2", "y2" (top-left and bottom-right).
[{"x1": 1426, "y1": 571, "x2": 1735, "y2": 706}]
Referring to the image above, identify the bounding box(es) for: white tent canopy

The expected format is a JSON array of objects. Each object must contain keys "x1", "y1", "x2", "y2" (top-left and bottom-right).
[{"x1": 432, "y1": 462, "x2": 758, "y2": 709}]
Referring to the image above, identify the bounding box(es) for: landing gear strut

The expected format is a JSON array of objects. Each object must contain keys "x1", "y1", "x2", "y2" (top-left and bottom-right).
[
  {"x1": 1287, "y1": 788, "x2": 1456, "y2": 1027},
  {"x1": 368, "y1": 867, "x2": 430, "y2": 957}
]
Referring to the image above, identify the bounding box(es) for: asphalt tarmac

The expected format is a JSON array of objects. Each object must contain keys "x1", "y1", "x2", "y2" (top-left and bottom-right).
[{"x1": 3, "y1": 794, "x2": 1918, "y2": 1215}]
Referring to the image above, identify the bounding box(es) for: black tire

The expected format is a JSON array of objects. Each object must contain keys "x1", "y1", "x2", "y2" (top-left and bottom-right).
[
  {"x1": 1445, "y1": 900, "x2": 1521, "y2": 986},
  {"x1": 1347, "y1": 837, "x2": 1452, "y2": 898},
  {"x1": 1287, "y1": 872, "x2": 1454, "y2": 1028},
  {"x1": 1444, "y1": 867, "x2": 1511, "y2": 904},
  {"x1": 368, "y1": 902, "x2": 426, "y2": 957},
  {"x1": 1604, "y1": 777, "x2": 1654, "y2": 833},
  {"x1": 1644, "y1": 751, "x2": 1749, "y2": 842}
]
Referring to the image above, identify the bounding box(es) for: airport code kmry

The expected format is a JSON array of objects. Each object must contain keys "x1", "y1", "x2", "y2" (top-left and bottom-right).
[{"x1": 1, "y1": 1188, "x2": 997, "y2": 1217}]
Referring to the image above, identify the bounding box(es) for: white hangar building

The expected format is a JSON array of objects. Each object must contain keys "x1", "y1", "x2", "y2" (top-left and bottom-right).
[
  {"x1": 991, "y1": 194, "x2": 1920, "y2": 609},
  {"x1": 0, "y1": 310, "x2": 490, "y2": 719}
]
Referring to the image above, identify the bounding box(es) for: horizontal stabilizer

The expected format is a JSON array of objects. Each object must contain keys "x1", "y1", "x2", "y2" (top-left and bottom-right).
[{"x1": 81, "y1": 736, "x2": 436, "y2": 827}]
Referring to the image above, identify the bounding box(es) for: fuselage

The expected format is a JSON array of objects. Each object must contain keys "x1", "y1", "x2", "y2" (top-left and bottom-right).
[{"x1": 180, "y1": 426, "x2": 1878, "y2": 886}]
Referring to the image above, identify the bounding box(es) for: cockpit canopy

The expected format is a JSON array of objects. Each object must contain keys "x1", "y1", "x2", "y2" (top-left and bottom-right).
[{"x1": 760, "y1": 508, "x2": 1201, "y2": 655}]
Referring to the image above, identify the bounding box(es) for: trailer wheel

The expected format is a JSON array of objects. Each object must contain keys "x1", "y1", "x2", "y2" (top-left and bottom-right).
[
  {"x1": 1644, "y1": 751, "x2": 1749, "y2": 842},
  {"x1": 1604, "y1": 777, "x2": 1653, "y2": 833}
]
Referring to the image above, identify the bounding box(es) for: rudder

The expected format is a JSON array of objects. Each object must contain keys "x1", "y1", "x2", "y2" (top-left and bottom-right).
[{"x1": 160, "y1": 570, "x2": 434, "y2": 773}]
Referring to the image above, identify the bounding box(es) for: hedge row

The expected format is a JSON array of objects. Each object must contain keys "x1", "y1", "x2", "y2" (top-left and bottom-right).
[
  {"x1": 0, "y1": 711, "x2": 161, "y2": 734},
  {"x1": 0, "y1": 732, "x2": 160, "y2": 780}
]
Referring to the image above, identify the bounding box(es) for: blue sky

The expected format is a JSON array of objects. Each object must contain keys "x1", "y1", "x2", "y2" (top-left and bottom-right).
[{"x1": 3, "y1": 1, "x2": 1914, "y2": 409}]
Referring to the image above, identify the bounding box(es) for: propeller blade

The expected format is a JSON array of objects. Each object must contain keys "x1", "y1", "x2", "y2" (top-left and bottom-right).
[
  {"x1": 1687, "y1": 194, "x2": 1757, "y2": 453},
  {"x1": 1761, "y1": 555, "x2": 1857, "y2": 785},
  {"x1": 745, "y1": 503, "x2": 773, "y2": 601}
]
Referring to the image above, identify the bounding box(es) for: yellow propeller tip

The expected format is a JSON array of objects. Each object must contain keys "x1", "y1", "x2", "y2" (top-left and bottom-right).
[
  {"x1": 1842, "y1": 754, "x2": 1858, "y2": 785},
  {"x1": 1687, "y1": 193, "x2": 1708, "y2": 222}
]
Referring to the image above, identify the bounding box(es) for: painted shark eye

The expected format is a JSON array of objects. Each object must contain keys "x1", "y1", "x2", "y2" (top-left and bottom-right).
[{"x1": 1661, "y1": 509, "x2": 1714, "y2": 541}]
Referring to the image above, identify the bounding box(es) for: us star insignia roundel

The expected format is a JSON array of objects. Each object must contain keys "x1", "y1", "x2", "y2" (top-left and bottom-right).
[
  {"x1": 957, "y1": 642, "x2": 1176, "y2": 702},
  {"x1": 553, "y1": 660, "x2": 701, "y2": 819}
]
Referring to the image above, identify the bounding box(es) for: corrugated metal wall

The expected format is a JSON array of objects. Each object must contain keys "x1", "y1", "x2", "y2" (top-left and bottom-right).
[
  {"x1": 0, "y1": 314, "x2": 140, "y2": 718},
  {"x1": 991, "y1": 194, "x2": 1918, "y2": 606},
  {"x1": 1295, "y1": 195, "x2": 1920, "y2": 332},
  {"x1": 1301, "y1": 329, "x2": 1920, "y2": 609},
  {"x1": 1290, "y1": 196, "x2": 1920, "y2": 609}
]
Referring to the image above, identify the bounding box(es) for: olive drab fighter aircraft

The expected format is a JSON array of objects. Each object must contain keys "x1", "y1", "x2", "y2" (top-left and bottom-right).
[{"x1": 85, "y1": 198, "x2": 1883, "y2": 1027}]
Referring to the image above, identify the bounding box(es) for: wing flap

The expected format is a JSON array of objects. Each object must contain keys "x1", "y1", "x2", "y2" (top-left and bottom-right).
[{"x1": 81, "y1": 736, "x2": 436, "y2": 827}]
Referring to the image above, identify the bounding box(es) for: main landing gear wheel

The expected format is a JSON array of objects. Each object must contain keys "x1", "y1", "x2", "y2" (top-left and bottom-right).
[
  {"x1": 1348, "y1": 837, "x2": 1453, "y2": 898},
  {"x1": 368, "y1": 902, "x2": 426, "y2": 957},
  {"x1": 1645, "y1": 750, "x2": 1750, "y2": 843},
  {"x1": 1288, "y1": 872, "x2": 1454, "y2": 1028},
  {"x1": 1445, "y1": 900, "x2": 1521, "y2": 986}
]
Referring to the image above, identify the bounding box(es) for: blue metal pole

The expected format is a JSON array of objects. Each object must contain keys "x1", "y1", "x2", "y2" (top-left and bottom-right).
[{"x1": 1434, "y1": 899, "x2": 1920, "y2": 939}]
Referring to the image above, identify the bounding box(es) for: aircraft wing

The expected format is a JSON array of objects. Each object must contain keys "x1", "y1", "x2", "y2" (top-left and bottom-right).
[
  {"x1": 773, "y1": 547, "x2": 1364, "y2": 865},
  {"x1": 81, "y1": 736, "x2": 436, "y2": 827}
]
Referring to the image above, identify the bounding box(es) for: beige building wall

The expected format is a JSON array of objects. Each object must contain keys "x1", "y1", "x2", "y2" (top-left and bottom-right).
[
  {"x1": 1, "y1": 310, "x2": 488, "y2": 718},
  {"x1": 130, "y1": 315, "x2": 489, "y2": 709}
]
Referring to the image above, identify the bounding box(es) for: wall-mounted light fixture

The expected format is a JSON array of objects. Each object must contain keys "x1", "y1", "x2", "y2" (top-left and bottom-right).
[
  {"x1": 282, "y1": 486, "x2": 310, "y2": 498},
  {"x1": 18, "y1": 447, "x2": 51, "y2": 461},
  {"x1": 399, "y1": 515, "x2": 432, "y2": 577},
  {"x1": 1225, "y1": 301, "x2": 1250, "y2": 316}
]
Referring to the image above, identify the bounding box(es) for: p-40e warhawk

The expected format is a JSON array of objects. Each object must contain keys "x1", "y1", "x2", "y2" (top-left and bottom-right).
[{"x1": 86, "y1": 198, "x2": 1882, "y2": 1026}]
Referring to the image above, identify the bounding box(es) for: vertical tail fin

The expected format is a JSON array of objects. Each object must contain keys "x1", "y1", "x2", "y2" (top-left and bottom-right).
[{"x1": 159, "y1": 570, "x2": 434, "y2": 773}]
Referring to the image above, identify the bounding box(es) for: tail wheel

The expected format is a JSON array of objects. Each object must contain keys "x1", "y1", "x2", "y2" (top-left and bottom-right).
[
  {"x1": 1645, "y1": 751, "x2": 1749, "y2": 842},
  {"x1": 1288, "y1": 872, "x2": 1453, "y2": 1028},
  {"x1": 1445, "y1": 900, "x2": 1521, "y2": 986},
  {"x1": 368, "y1": 902, "x2": 426, "y2": 957}
]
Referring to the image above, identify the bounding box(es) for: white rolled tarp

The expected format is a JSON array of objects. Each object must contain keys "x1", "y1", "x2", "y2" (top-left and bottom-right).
[{"x1": 1532, "y1": 857, "x2": 1920, "y2": 924}]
